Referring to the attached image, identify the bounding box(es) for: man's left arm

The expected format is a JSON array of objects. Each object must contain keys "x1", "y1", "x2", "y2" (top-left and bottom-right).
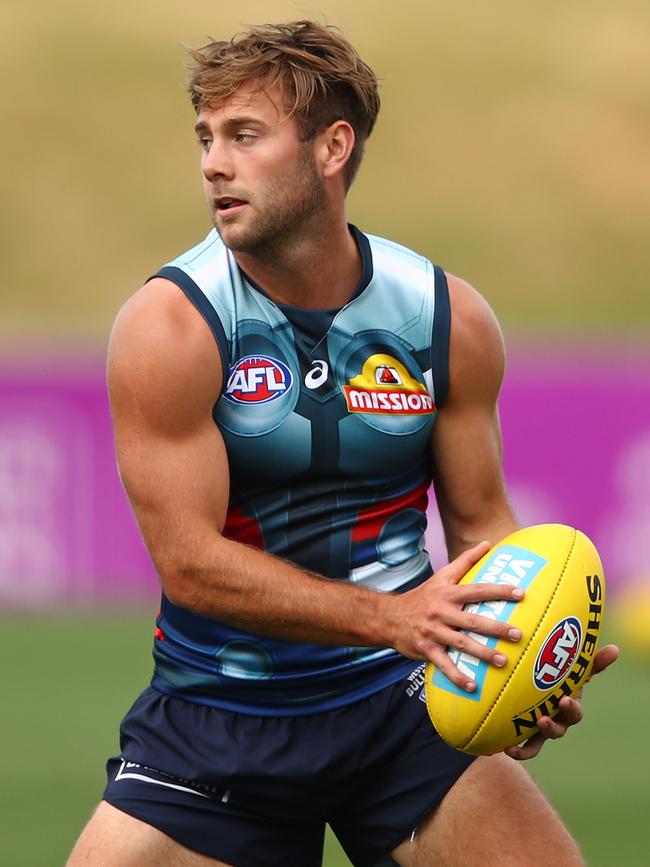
[{"x1": 430, "y1": 272, "x2": 618, "y2": 760}]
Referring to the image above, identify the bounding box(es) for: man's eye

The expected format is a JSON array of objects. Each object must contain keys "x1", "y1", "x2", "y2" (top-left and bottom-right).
[
  {"x1": 235, "y1": 133, "x2": 255, "y2": 143},
  {"x1": 198, "y1": 138, "x2": 212, "y2": 151}
]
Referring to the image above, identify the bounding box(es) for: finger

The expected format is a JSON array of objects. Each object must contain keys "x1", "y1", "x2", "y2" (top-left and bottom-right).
[
  {"x1": 448, "y1": 608, "x2": 523, "y2": 645},
  {"x1": 536, "y1": 714, "x2": 568, "y2": 739},
  {"x1": 590, "y1": 643, "x2": 620, "y2": 677},
  {"x1": 437, "y1": 626, "x2": 511, "y2": 669},
  {"x1": 452, "y1": 582, "x2": 526, "y2": 606},
  {"x1": 437, "y1": 541, "x2": 492, "y2": 586},
  {"x1": 556, "y1": 697, "x2": 583, "y2": 726},
  {"x1": 505, "y1": 695, "x2": 588, "y2": 762},
  {"x1": 427, "y1": 646, "x2": 477, "y2": 693},
  {"x1": 505, "y1": 734, "x2": 545, "y2": 761},
  {"x1": 505, "y1": 706, "x2": 581, "y2": 761}
]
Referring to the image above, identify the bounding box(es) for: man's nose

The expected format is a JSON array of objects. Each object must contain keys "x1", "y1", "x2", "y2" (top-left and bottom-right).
[{"x1": 202, "y1": 143, "x2": 235, "y2": 182}]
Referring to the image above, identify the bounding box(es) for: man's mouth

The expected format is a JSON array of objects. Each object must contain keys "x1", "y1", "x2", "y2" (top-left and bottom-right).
[{"x1": 214, "y1": 196, "x2": 248, "y2": 213}]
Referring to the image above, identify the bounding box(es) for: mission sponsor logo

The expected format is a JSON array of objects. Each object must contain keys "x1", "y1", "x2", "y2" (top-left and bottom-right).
[
  {"x1": 342, "y1": 354, "x2": 434, "y2": 415},
  {"x1": 224, "y1": 355, "x2": 293, "y2": 405},
  {"x1": 533, "y1": 616, "x2": 582, "y2": 690}
]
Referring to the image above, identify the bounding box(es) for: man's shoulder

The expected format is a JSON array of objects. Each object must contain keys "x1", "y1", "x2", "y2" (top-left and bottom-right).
[
  {"x1": 363, "y1": 230, "x2": 434, "y2": 272},
  {"x1": 158, "y1": 229, "x2": 228, "y2": 279},
  {"x1": 112, "y1": 279, "x2": 215, "y2": 360},
  {"x1": 108, "y1": 277, "x2": 223, "y2": 412},
  {"x1": 443, "y1": 273, "x2": 505, "y2": 406},
  {"x1": 151, "y1": 230, "x2": 239, "y2": 351},
  {"x1": 445, "y1": 273, "x2": 502, "y2": 340},
  {"x1": 111, "y1": 231, "x2": 228, "y2": 371}
]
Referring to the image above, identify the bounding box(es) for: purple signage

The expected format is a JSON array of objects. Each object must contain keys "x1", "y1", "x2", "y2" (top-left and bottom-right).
[
  {"x1": 0, "y1": 360, "x2": 158, "y2": 607},
  {"x1": 1, "y1": 351, "x2": 648, "y2": 608},
  {"x1": 425, "y1": 349, "x2": 650, "y2": 590}
]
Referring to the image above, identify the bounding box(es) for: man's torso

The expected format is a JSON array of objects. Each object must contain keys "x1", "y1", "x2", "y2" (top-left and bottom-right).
[{"x1": 148, "y1": 226, "x2": 450, "y2": 714}]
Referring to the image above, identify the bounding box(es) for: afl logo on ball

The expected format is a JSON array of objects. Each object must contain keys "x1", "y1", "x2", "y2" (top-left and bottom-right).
[
  {"x1": 533, "y1": 616, "x2": 582, "y2": 690},
  {"x1": 224, "y1": 356, "x2": 293, "y2": 405}
]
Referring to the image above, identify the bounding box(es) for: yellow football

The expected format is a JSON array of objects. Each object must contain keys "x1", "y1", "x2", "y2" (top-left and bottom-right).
[{"x1": 424, "y1": 524, "x2": 605, "y2": 755}]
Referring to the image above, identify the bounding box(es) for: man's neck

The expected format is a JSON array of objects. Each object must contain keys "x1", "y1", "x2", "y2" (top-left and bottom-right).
[{"x1": 233, "y1": 215, "x2": 362, "y2": 310}]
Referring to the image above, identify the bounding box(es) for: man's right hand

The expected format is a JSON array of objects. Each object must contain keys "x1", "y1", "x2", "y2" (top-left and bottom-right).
[{"x1": 387, "y1": 541, "x2": 524, "y2": 692}]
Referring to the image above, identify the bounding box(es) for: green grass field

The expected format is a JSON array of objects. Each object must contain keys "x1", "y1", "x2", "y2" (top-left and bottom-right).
[{"x1": 2, "y1": 614, "x2": 648, "y2": 866}]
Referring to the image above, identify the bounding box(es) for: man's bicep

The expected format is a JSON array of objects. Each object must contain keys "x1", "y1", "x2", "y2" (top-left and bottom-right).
[
  {"x1": 114, "y1": 408, "x2": 230, "y2": 558},
  {"x1": 431, "y1": 400, "x2": 513, "y2": 557},
  {"x1": 431, "y1": 273, "x2": 517, "y2": 558},
  {"x1": 107, "y1": 280, "x2": 229, "y2": 583}
]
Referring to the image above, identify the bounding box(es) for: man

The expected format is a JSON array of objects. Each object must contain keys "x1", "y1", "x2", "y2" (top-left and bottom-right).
[{"x1": 67, "y1": 21, "x2": 617, "y2": 867}]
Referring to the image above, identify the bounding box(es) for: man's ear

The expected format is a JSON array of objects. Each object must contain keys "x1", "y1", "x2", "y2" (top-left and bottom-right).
[{"x1": 316, "y1": 120, "x2": 356, "y2": 180}]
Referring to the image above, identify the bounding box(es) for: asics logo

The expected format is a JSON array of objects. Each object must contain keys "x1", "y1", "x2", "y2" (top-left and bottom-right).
[{"x1": 304, "y1": 360, "x2": 329, "y2": 389}]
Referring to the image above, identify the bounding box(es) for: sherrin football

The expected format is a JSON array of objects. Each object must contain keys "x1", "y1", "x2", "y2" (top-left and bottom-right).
[{"x1": 424, "y1": 524, "x2": 605, "y2": 756}]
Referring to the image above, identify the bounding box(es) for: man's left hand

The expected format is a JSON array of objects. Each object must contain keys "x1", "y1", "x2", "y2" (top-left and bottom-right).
[{"x1": 504, "y1": 643, "x2": 620, "y2": 761}]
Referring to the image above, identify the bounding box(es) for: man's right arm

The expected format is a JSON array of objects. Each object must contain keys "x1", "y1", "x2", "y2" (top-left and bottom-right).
[{"x1": 108, "y1": 279, "x2": 523, "y2": 691}]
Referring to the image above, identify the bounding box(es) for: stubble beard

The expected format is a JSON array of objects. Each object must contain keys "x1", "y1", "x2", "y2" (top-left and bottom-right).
[{"x1": 212, "y1": 146, "x2": 327, "y2": 258}]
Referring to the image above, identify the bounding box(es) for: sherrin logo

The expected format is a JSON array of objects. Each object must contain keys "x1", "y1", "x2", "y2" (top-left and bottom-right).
[
  {"x1": 224, "y1": 355, "x2": 293, "y2": 405},
  {"x1": 533, "y1": 616, "x2": 582, "y2": 690},
  {"x1": 343, "y1": 354, "x2": 434, "y2": 415}
]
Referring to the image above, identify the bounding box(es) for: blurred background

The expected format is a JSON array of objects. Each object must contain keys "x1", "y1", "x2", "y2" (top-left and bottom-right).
[{"x1": 2, "y1": 1, "x2": 649, "y2": 864}]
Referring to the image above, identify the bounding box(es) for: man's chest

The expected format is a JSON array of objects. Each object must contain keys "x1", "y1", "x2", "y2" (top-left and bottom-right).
[{"x1": 215, "y1": 312, "x2": 437, "y2": 490}]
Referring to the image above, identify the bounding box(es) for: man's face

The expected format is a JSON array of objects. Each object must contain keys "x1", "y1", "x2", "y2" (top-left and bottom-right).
[{"x1": 195, "y1": 81, "x2": 326, "y2": 254}]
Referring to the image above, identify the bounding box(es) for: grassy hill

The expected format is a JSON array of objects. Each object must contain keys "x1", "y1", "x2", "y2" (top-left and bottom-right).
[{"x1": 2, "y1": 0, "x2": 649, "y2": 343}]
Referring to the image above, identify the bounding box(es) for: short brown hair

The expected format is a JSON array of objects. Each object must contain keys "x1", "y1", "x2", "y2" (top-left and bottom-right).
[{"x1": 186, "y1": 21, "x2": 380, "y2": 188}]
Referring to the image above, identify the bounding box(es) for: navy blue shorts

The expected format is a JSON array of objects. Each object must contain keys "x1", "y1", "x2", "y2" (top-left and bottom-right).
[{"x1": 103, "y1": 665, "x2": 474, "y2": 867}]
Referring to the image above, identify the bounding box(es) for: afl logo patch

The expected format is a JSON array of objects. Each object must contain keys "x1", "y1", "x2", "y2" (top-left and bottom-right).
[
  {"x1": 533, "y1": 616, "x2": 582, "y2": 690},
  {"x1": 224, "y1": 356, "x2": 293, "y2": 405}
]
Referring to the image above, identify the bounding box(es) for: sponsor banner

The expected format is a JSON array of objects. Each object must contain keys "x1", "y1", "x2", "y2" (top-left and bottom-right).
[
  {"x1": 430, "y1": 545, "x2": 547, "y2": 701},
  {"x1": 1, "y1": 350, "x2": 649, "y2": 605},
  {"x1": 0, "y1": 361, "x2": 158, "y2": 606},
  {"x1": 425, "y1": 349, "x2": 650, "y2": 594},
  {"x1": 343, "y1": 353, "x2": 435, "y2": 416},
  {"x1": 343, "y1": 386, "x2": 433, "y2": 415}
]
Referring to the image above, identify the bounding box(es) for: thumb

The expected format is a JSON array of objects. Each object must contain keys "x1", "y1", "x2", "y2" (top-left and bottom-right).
[
  {"x1": 591, "y1": 644, "x2": 620, "y2": 677},
  {"x1": 439, "y1": 540, "x2": 492, "y2": 586}
]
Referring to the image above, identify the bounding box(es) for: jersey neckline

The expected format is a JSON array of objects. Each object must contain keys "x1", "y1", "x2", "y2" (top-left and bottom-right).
[{"x1": 237, "y1": 224, "x2": 374, "y2": 315}]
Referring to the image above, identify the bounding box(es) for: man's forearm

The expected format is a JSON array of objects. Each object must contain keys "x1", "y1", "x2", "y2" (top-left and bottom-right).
[
  {"x1": 158, "y1": 534, "x2": 395, "y2": 648},
  {"x1": 443, "y1": 509, "x2": 519, "y2": 562},
  {"x1": 147, "y1": 520, "x2": 528, "y2": 690}
]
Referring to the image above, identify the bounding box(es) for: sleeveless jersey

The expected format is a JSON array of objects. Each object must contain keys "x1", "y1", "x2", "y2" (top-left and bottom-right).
[{"x1": 148, "y1": 226, "x2": 451, "y2": 715}]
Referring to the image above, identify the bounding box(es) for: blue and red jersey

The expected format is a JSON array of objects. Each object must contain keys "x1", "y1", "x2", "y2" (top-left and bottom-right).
[{"x1": 148, "y1": 226, "x2": 451, "y2": 714}]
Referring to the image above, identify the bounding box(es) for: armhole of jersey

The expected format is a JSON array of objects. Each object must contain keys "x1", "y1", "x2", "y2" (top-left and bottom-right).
[
  {"x1": 150, "y1": 266, "x2": 230, "y2": 397},
  {"x1": 431, "y1": 265, "x2": 451, "y2": 408}
]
